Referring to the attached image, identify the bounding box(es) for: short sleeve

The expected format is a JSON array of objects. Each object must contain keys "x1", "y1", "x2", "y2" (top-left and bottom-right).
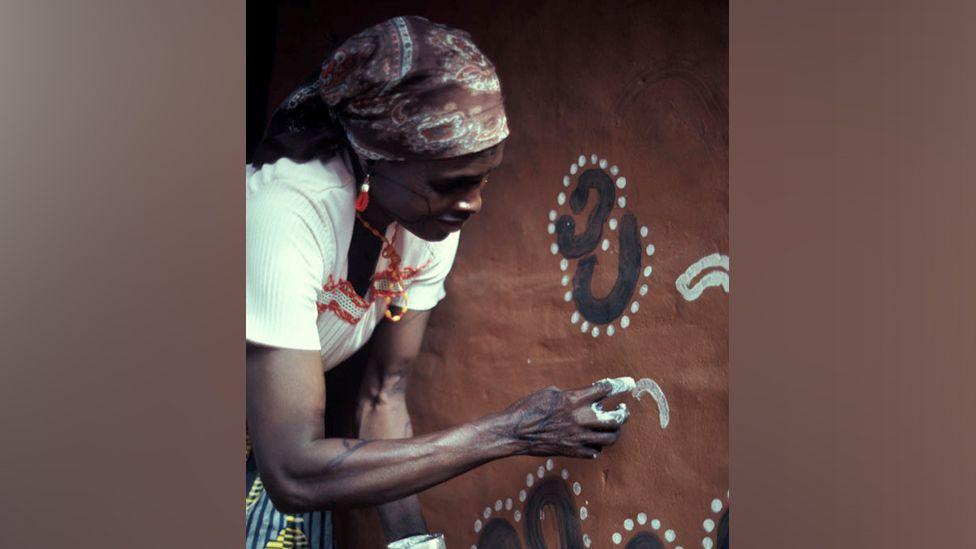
[
  {"x1": 396, "y1": 231, "x2": 460, "y2": 311},
  {"x1": 246, "y1": 188, "x2": 333, "y2": 350}
]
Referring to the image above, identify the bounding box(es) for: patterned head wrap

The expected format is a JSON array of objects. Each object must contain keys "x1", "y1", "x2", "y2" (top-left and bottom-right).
[{"x1": 254, "y1": 16, "x2": 509, "y2": 165}]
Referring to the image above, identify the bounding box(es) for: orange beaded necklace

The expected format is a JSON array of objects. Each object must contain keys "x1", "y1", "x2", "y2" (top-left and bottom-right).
[{"x1": 355, "y1": 213, "x2": 409, "y2": 322}]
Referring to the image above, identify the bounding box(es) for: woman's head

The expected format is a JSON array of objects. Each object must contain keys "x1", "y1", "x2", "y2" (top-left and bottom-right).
[
  {"x1": 321, "y1": 16, "x2": 510, "y2": 240},
  {"x1": 318, "y1": 15, "x2": 508, "y2": 162},
  {"x1": 257, "y1": 16, "x2": 509, "y2": 241}
]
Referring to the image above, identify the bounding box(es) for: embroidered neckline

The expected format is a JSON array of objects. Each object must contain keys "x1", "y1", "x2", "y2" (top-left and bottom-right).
[{"x1": 315, "y1": 260, "x2": 431, "y2": 325}]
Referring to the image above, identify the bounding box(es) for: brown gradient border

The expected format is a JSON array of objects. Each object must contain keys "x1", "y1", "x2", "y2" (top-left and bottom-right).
[
  {"x1": 0, "y1": 1, "x2": 245, "y2": 547},
  {"x1": 2, "y1": 1, "x2": 975, "y2": 548},
  {"x1": 731, "y1": 0, "x2": 976, "y2": 547}
]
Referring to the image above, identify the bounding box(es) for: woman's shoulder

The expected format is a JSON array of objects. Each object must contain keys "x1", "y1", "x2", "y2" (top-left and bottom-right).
[
  {"x1": 246, "y1": 152, "x2": 355, "y2": 201},
  {"x1": 246, "y1": 153, "x2": 358, "y2": 262},
  {"x1": 247, "y1": 153, "x2": 357, "y2": 226}
]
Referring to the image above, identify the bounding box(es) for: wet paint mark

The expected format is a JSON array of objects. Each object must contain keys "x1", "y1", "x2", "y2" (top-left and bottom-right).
[
  {"x1": 632, "y1": 378, "x2": 670, "y2": 429},
  {"x1": 589, "y1": 376, "x2": 668, "y2": 428},
  {"x1": 595, "y1": 376, "x2": 637, "y2": 395},
  {"x1": 592, "y1": 401, "x2": 629, "y2": 424}
]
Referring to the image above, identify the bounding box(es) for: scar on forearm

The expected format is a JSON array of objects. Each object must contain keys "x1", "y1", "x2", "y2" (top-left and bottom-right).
[{"x1": 324, "y1": 440, "x2": 372, "y2": 471}]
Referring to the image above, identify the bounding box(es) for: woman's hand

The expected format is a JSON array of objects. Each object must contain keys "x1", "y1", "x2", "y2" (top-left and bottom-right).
[{"x1": 488, "y1": 381, "x2": 631, "y2": 459}]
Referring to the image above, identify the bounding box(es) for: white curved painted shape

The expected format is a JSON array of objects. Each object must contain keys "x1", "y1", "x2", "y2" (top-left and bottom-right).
[
  {"x1": 632, "y1": 377, "x2": 670, "y2": 429},
  {"x1": 675, "y1": 253, "x2": 729, "y2": 301}
]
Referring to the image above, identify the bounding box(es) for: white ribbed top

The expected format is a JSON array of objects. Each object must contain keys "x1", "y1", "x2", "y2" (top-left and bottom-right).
[{"x1": 245, "y1": 151, "x2": 459, "y2": 369}]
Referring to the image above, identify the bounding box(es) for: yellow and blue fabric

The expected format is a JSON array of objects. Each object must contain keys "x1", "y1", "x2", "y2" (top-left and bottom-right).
[{"x1": 247, "y1": 433, "x2": 332, "y2": 548}]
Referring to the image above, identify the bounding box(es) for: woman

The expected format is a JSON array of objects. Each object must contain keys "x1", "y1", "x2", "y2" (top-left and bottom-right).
[{"x1": 246, "y1": 16, "x2": 631, "y2": 548}]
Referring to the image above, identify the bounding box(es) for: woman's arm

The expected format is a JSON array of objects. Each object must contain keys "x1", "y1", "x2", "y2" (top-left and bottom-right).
[
  {"x1": 356, "y1": 310, "x2": 433, "y2": 542},
  {"x1": 246, "y1": 342, "x2": 628, "y2": 515}
]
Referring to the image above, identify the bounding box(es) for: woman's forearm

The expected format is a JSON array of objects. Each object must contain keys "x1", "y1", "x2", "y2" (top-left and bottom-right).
[
  {"x1": 358, "y1": 387, "x2": 429, "y2": 542},
  {"x1": 249, "y1": 346, "x2": 629, "y2": 515},
  {"x1": 267, "y1": 413, "x2": 517, "y2": 513}
]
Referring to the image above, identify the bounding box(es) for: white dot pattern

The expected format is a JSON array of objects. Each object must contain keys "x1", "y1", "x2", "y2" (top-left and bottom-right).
[{"x1": 554, "y1": 155, "x2": 652, "y2": 339}]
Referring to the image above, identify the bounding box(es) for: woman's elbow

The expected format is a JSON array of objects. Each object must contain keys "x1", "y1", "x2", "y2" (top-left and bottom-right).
[{"x1": 259, "y1": 465, "x2": 335, "y2": 514}]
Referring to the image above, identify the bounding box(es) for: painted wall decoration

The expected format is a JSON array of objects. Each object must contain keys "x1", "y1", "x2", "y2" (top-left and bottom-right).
[
  {"x1": 609, "y1": 509, "x2": 682, "y2": 548},
  {"x1": 468, "y1": 458, "x2": 727, "y2": 549},
  {"x1": 633, "y1": 378, "x2": 670, "y2": 430},
  {"x1": 697, "y1": 494, "x2": 730, "y2": 549},
  {"x1": 675, "y1": 254, "x2": 729, "y2": 302},
  {"x1": 550, "y1": 156, "x2": 656, "y2": 338},
  {"x1": 261, "y1": 2, "x2": 728, "y2": 548},
  {"x1": 471, "y1": 460, "x2": 595, "y2": 549}
]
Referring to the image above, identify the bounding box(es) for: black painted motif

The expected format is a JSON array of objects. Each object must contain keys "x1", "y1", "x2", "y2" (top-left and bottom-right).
[
  {"x1": 556, "y1": 168, "x2": 641, "y2": 325},
  {"x1": 716, "y1": 508, "x2": 729, "y2": 549},
  {"x1": 556, "y1": 169, "x2": 614, "y2": 258},
  {"x1": 523, "y1": 477, "x2": 583, "y2": 549},
  {"x1": 477, "y1": 477, "x2": 583, "y2": 549},
  {"x1": 480, "y1": 518, "x2": 523, "y2": 549},
  {"x1": 572, "y1": 214, "x2": 640, "y2": 324},
  {"x1": 623, "y1": 532, "x2": 665, "y2": 549}
]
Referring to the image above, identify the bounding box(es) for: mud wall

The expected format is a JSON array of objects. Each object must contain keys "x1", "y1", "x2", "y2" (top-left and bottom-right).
[{"x1": 259, "y1": 1, "x2": 728, "y2": 547}]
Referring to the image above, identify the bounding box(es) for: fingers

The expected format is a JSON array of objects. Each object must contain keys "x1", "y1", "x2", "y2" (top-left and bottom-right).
[
  {"x1": 520, "y1": 380, "x2": 634, "y2": 461},
  {"x1": 582, "y1": 430, "x2": 620, "y2": 447},
  {"x1": 560, "y1": 433, "x2": 620, "y2": 460},
  {"x1": 539, "y1": 384, "x2": 561, "y2": 394},
  {"x1": 566, "y1": 376, "x2": 636, "y2": 404},
  {"x1": 596, "y1": 376, "x2": 637, "y2": 396},
  {"x1": 564, "y1": 446, "x2": 601, "y2": 460},
  {"x1": 567, "y1": 383, "x2": 612, "y2": 404},
  {"x1": 580, "y1": 400, "x2": 630, "y2": 429}
]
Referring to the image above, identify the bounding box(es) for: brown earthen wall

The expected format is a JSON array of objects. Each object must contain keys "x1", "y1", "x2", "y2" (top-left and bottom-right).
[{"x1": 263, "y1": 2, "x2": 728, "y2": 547}]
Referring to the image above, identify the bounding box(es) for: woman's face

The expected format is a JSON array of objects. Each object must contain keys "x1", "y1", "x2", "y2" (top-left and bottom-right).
[{"x1": 366, "y1": 142, "x2": 505, "y2": 241}]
